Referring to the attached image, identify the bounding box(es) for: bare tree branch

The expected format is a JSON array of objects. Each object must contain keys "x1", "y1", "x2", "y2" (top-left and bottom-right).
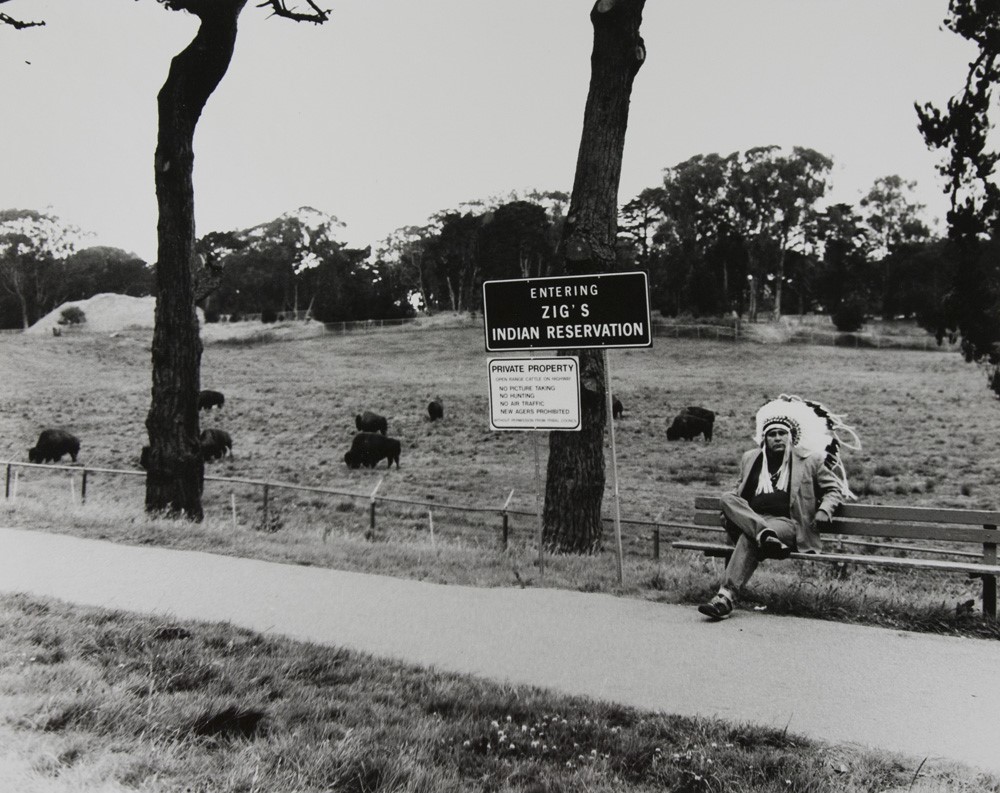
[
  {"x1": 0, "y1": 0, "x2": 45, "y2": 30},
  {"x1": 257, "y1": 0, "x2": 330, "y2": 24}
]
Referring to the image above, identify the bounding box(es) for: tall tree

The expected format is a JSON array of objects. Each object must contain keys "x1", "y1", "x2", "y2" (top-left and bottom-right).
[
  {"x1": 813, "y1": 203, "x2": 874, "y2": 331},
  {"x1": 479, "y1": 200, "x2": 554, "y2": 280},
  {"x1": 916, "y1": 0, "x2": 1000, "y2": 392},
  {"x1": 377, "y1": 225, "x2": 437, "y2": 312},
  {"x1": 656, "y1": 154, "x2": 731, "y2": 314},
  {"x1": 62, "y1": 247, "x2": 153, "y2": 302},
  {"x1": 427, "y1": 211, "x2": 483, "y2": 312},
  {"x1": 145, "y1": 0, "x2": 329, "y2": 519},
  {"x1": 729, "y1": 146, "x2": 831, "y2": 321},
  {"x1": 0, "y1": 209, "x2": 78, "y2": 329},
  {"x1": 619, "y1": 186, "x2": 664, "y2": 269},
  {"x1": 542, "y1": 0, "x2": 645, "y2": 554},
  {"x1": 859, "y1": 174, "x2": 931, "y2": 317}
]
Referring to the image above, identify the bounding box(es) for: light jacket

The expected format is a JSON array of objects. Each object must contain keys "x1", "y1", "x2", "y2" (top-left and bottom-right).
[{"x1": 731, "y1": 446, "x2": 844, "y2": 552}]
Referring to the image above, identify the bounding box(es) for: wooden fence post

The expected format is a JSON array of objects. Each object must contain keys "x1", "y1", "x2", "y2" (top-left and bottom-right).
[
  {"x1": 369, "y1": 477, "x2": 384, "y2": 533},
  {"x1": 262, "y1": 483, "x2": 270, "y2": 530},
  {"x1": 651, "y1": 509, "x2": 664, "y2": 559},
  {"x1": 81, "y1": 469, "x2": 88, "y2": 504},
  {"x1": 984, "y1": 523, "x2": 997, "y2": 619},
  {"x1": 4, "y1": 464, "x2": 10, "y2": 499},
  {"x1": 501, "y1": 489, "x2": 515, "y2": 550}
]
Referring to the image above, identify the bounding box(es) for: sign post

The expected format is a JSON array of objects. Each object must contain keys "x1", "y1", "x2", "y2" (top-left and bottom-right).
[
  {"x1": 482, "y1": 272, "x2": 651, "y2": 585},
  {"x1": 604, "y1": 349, "x2": 624, "y2": 584}
]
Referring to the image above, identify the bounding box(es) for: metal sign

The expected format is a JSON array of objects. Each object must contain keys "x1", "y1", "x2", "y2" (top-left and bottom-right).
[
  {"x1": 482, "y1": 271, "x2": 652, "y2": 351},
  {"x1": 487, "y1": 357, "x2": 581, "y2": 431}
]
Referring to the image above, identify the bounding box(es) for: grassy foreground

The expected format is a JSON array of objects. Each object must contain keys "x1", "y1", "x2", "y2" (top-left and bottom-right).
[{"x1": 1, "y1": 592, "x2": 996, "y2": 793}]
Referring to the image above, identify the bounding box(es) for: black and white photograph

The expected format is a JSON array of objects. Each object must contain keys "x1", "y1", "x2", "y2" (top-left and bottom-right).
[{"x1": 1, "y1": 1, "x2": 999, "y2": 790}]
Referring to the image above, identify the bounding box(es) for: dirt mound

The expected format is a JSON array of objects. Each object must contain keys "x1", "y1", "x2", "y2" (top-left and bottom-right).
[{"x1": 27, "y1": 294, "x2": 202, "y2": 336}]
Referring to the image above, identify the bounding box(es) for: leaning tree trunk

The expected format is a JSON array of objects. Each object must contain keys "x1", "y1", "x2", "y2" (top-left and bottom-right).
[
  {"x1": 542, "y1": 0, "x2": 645, "y2": 554},
  {"x1": 145, "y1": 0, "x2": 247, "y2": 519}
]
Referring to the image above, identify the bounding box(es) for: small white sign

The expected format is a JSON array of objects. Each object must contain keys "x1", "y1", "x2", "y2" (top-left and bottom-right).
[{"x1": 488, "y1": 356, "x2": 581, "y2": 431}]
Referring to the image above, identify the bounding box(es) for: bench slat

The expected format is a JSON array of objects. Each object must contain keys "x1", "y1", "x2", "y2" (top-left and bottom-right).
[
  {"x1": 690, "y1": 511, "x2": 1000, "y2": 544},
  {"x1": 670, "y1": 541, "x2": 1000, "y2": 577},
  {"x1": 667, "y1": 526, "x2": 983, "y2": 560},
  {"x1": 693, "y1": 495, "x2": 1000, "y2": 526}
]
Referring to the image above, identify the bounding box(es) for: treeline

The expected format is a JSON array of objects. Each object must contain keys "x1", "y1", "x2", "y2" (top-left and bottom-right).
[
  {"x1": 0, "y1": 147, "x2": 957, "y2": 332},
  {"x1": 618, "y1": 146, "x2": 948, "y2": 331},
  {"x1": 0, "y1": 209, "x2": 151, "y2": 329},
  {"x1": 194, "y1": 208, "x2": 409, "y2": 323}
]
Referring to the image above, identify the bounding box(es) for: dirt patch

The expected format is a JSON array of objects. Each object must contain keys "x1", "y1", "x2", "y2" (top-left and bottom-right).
[{"x1": 26, "y1": 294, "x2": 203, "y2": 336}]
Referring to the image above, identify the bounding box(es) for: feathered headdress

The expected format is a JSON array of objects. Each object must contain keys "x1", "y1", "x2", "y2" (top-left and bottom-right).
[{"x1": 754, "y1": 394, "x2": 861, "y2": 499}]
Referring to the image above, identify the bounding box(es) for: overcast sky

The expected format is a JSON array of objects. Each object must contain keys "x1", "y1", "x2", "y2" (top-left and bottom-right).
[{"x1": 0, "y1": 1, "x2": 975, "y2": 262}]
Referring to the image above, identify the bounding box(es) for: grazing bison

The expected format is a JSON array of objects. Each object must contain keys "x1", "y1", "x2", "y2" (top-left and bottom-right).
[
  {"x1": 355, "y1": 410, "x2": 388, "y2": 435},
  {"x1": 681, "y1": 406, "x2": 715, "y2": 441},
  {"x1": 666, "y1": 412, "x2": 712, "y2": 442},
  {"x1": 427, "y1": 399, "x2": 444, "y2": 421},
  {"x1": 344, "y1": 432, "x2": 401, "y2": 469},
  {"x1": 612, "y1": 397, "x2": 624, "y2": 420},
  {"x1": 200, "y1": 428, "x2": 233, "y2": 461},
  {"x1": 28, "y1": 429, "x2": 80, "y2": 463},
  {"x1": 683, "y1": 406, "x2": 715, "y2": 423},
  {"x1": 198, "y1": 389, "x2": 225, "y2": 410}
]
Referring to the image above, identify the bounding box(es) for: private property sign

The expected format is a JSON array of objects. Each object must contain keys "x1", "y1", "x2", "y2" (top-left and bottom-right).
[
  {"x1": 482, "y1": 272, "x2": 652, "y2": 351},
  {"x1": 487, "y1": 357, "x2": 581, "y2": 431}
]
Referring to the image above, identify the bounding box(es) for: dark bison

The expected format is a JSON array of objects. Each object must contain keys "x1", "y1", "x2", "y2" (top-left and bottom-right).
[
  {"x1": 344, "y1": 432, "x2": 401, "y2": 469},
  {"x1": 681, "y1": 406, "x2": 715, "y2": 441},
  {"x1": 200, "y1": 428, "x2": 233, "y2": 461},
  {"x1": 612, "y1": 397, "x2": 624, "y2": 420},
  {"x1": 355, "y1": 410, "x2": 388, "y2": 435},
  {"x1": 428, "y1": 399, "x2": 444, "y2": 421},
  {"x1": 139, "y1": 445, "x2": 151, "y2": 470},
  {"x1": 666, "y1": 412, "x2": 712, "y2": 442},
  {"x1": 683, "y1": 406, "x2": 715, "y2": 424},
  {"x1": 198, "y1": 389, "x2": 225, "y2": 410},
  {"x1": 28, "y1": 429, "x2": 80, "y2": 463}
]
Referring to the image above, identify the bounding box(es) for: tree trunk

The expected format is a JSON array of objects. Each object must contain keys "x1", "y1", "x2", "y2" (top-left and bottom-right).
[
  {"x1": 17, "y1": 285, "x2": 29, "y2": 330},
  {"x1": 145, "y1": 0, "x2": 248, "y2": 519},
  {"x1": 772, "y1": 245, "x2": 786, "y2": 321},
  {"x1": 543, "y1": 0, "x2": 645, "y2": 554}
]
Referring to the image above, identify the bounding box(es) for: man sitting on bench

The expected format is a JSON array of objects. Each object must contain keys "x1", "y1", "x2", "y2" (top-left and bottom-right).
[{"x1": 699, "y1": 395, "x2": 856, "y2": 621}]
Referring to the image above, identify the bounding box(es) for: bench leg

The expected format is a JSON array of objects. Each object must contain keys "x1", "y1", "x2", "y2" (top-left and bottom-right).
[{"x1": 984, "y1": 575, "x2": 997, "y2": 619}]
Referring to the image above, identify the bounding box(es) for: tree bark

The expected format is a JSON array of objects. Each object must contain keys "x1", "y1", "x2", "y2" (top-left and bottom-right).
[
  {"x1": 772, "y1": 245, "x2": 786, "y2": 321},
  {"x1": 145, "y1": 0, "x2": 248, "y2": 519},
  {"x1": 542, "y1": 0, "x2": 645, "y2": 554}
]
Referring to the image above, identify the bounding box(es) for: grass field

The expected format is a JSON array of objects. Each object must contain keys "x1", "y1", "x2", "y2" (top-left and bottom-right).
[{"x1": 2, "y1": 320, "x2": 1000, "y2": 636}]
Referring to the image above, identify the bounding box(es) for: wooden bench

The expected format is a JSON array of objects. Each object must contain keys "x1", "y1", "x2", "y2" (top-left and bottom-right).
[{"x1": 663, "y1": 496, "x2": 1000, "y2": 618}]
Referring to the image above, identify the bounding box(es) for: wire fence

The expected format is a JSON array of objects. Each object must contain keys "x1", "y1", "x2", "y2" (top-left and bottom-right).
[{"x1": 1, "y1": 460, "x2": 698, "y2": 559}]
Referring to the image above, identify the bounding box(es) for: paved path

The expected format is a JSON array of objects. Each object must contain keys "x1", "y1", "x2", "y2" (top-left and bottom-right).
[{"x1": 0, "y1": 527, "x2": 998, "y2": 776}]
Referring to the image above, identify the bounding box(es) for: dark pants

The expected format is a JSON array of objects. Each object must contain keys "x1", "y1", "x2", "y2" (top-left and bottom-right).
[{"x1": 717, "y1": 492, "x2": 797, "y2": 597}]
